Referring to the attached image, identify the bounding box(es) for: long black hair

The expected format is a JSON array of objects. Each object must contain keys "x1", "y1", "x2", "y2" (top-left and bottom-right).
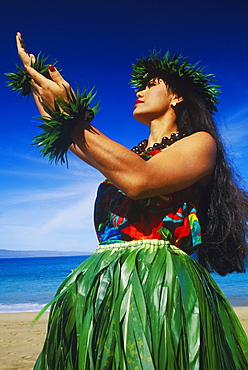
[{"x1": 174, "y1": 91, "x2": 248, "y2": 276}]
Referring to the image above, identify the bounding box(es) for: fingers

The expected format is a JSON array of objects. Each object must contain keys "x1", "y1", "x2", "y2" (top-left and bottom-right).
[
  {"x1": 48, "y1": 65, "x2": 70, "y2": 89},
  {"x1": 30, "y1": 78, "x2": 41, "y2": 91},
  {"x1": 29, "y1": 53, "x2": 36, "y2": 64},
  {"x1": 16, "y1": 32, "x2": 23, "y2": 49},
  {"x1": 26, "y1": 66, "x2": 50, "y2": 86},
  {"x1": 16, "y1": 32, "x2": 28, "y2": 57},
  {"x1": 30, "y1": 78, "x2": 49, "y2": 102},
  {"x1": 31, "y1": 77, "x2": 56, "y2": 111},
  {"x1": 27, "y1": 65, "x2": 69, "y2": 91},
  {"x1": 16, "y1": 32, "x2": 27, "y2": 53},
  {"x1": 26, "y1": 66, "x2": 69, "y2": 106},
  {"x1": 16, "y1": 31, "x2": 35, "y2": 66}
]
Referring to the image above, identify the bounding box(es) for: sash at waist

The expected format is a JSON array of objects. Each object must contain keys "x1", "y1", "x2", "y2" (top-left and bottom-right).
[{"x1": 95, "y1": 239, "x2": 185, "y2": 254}]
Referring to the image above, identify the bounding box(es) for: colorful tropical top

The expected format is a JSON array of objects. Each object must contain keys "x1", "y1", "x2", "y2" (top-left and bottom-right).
[{"x1": 94, "y1": 150, "x2": 204, "y2": 255}]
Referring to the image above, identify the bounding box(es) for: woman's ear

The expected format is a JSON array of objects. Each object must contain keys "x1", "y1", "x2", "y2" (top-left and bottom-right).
[{"x1": 171, "y1": 95, "x2": 184, "y2": 107}]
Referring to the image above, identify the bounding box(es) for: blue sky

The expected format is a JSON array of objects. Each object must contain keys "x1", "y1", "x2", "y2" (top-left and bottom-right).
[{"x1": 1, "y1": 0, "x2": 248, "y2": 252}]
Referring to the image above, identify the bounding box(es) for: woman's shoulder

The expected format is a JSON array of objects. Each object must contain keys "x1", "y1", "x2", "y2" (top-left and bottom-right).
[
  {"x1": 165, "y1": 131, "x2": 217, "y2": 167},
  {"x1": 184, "y1": 132, "x2": 216, "y2": 187},
  {"x1": 179, "y1": 131, "x2": 216, "y2": 148}
]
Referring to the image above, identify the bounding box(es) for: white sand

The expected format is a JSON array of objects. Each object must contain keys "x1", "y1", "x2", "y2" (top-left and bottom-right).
[{"x1": 0, "y1": 308, "x2": 247, "y2": 370}]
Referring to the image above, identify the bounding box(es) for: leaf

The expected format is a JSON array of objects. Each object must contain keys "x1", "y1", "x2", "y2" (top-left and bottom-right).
[
  {"x1": 130, "y1": 50, "x2": 221, "y2": 113},
  {"x1": 5, "y1": 52, "x2": 60, "y2": 97},
  {"x1": 31, "y1": 85, "x2": 100, "y2": 166}
]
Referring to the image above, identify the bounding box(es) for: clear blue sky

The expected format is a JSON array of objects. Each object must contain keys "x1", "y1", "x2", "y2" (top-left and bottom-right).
[{"x1": 1, "y1": 0, "x2": 248, "y2": 252}]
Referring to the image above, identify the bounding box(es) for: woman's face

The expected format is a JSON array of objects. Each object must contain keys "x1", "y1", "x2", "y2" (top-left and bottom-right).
[{"x1": 133, "y1": 78, "x2": 174, "y2": 125}]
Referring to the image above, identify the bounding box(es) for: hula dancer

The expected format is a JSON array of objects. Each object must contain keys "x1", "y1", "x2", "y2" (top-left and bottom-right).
[{"x1": 7, "y1": 31, "x2": 248, "y2": 369}]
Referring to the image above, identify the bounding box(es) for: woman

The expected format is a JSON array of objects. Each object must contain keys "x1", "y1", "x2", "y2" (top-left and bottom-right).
[{"x1": 15, "y1": 32, "x2": 248, "y2": 369}]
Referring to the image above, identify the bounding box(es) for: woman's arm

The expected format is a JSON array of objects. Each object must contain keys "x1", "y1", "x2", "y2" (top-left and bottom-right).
[
  {"x1": 24, "y1": 66, "x2": 96, "y2": 166},
  {"x1": 69, "y1": 143, "x2": 96, "y2": 167},
  {"x1": 22, "y1": 55, "x2": 216, "y2": 197},
  {"x1": 16, "y1": 32, "x2": 94, "y2": 166},
  {"x1": 72, "y1": 123, "x2": 216, "y2": 198}
]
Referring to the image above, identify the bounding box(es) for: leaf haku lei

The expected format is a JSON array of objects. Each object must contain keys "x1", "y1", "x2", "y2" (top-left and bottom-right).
[
  {"x1": 32, "y1": 86, "x2": 100, "y2": 166},
  {"x1": 131, "y1": 50, "x2": 221, "y2": 113},
  {"x1": 5, "y1": 52, "x2": 59, "y2": 97}
]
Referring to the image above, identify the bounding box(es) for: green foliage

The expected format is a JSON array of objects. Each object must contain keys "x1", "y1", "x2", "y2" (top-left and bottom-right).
[
  {"x1": 5, "y1": 52, "x2": 59, "y2": 97},
  {"x1": 157, "y1": 226, "x2": 173, "y2": 241},
  {"x1": 32, "y1": 86, "x2": 101, "y2": 166},
  {"x1": 33, "y1": 240, "x2": 248, "y2": 369},
  {"x1": 131, "y1": 51, "x2": 221, "y2": 113}
]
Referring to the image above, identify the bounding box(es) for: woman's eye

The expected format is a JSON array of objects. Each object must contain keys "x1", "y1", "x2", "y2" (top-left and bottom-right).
[{"x1": 147, "y1": 81, "x2": 156, "y2": 87}]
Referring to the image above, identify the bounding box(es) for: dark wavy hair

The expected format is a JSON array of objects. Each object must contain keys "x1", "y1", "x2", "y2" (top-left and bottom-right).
[{"x1": 171, "y1": 87, "x2": 248, "y2": 276}]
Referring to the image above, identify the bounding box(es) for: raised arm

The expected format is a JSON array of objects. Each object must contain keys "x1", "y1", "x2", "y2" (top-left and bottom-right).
[
  {"x1": 16, "y1": 32, "x2": 94, "y2": 167},
  {"x1": 20, "y1": 45, "x2": 216, "y2": 196}
]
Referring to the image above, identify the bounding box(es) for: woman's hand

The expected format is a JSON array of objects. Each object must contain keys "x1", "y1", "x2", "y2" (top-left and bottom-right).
[
  {"x1": 16, "y1": 32, "x2": 35, "y2": 67},
  {"x1": 16, "y1": 31, "x2": 71, "y2": 113},
  {"x1": 25, "y1": 65, "x2": 71, "y2": 110},
  {"x1": 15, "y1": 32, "x2": 94, "y2": 166}
]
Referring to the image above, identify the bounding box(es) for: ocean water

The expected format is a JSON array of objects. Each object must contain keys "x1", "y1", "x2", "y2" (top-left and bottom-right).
[
  {"x1": 0, "y1": 256, "x2": 89, "y2": 313},
  {"x1": 0, "y1": 255, "x2": 247, "y2": 312}
]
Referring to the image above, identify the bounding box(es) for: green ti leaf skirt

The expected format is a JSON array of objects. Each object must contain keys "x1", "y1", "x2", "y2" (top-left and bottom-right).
[{"x1": 33, "y1": 239, "x2": 248, "y2": 369}]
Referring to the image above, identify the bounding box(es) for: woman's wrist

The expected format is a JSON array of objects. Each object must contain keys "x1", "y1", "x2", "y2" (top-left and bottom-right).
[
  {"x1": 32, "y1": 86, "x2": 100, "y2": 166},
  {"x1": 5, "y1": 52, "x2": 60, "y2": 97}
]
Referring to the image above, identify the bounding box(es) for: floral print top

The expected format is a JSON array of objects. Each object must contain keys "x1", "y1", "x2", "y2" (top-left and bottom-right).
[{"x1": 94, "y1": 150, "x2": 204, "y2": 255}]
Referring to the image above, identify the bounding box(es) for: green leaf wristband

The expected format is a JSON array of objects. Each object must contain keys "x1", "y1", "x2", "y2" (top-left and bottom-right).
[
  {"x1": 5, "y1": 52, "x2": 60, "y2": 97},
  {"x1": 32, "y1": 86, "x2": 101, "y2": 166}
]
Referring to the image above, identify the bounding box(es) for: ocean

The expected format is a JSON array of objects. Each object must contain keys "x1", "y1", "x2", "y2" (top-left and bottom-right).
[{"x1": 0, "y1": 255, "x2": 247, "y2": 312}]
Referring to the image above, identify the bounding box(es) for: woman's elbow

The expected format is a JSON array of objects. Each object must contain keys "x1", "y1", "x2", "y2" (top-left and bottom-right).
[{"x1": 123, "y1": 181, "x2": 149, "y2": 200}]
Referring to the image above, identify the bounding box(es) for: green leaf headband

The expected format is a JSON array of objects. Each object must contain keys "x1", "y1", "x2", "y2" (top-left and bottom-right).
[{"x1": 130, "y1": 51, "x2": 221, "y2": 113}]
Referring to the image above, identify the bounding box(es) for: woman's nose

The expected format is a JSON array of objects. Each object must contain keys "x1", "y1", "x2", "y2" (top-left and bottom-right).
[{"x1": 136, "y1": 90, "x2": 144, "y2": 98}]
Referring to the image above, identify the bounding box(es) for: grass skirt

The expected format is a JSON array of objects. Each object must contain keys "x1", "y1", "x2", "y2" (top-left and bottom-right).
[{"x1": 34, "y1": 239, "x2": 248, "y2": 369}]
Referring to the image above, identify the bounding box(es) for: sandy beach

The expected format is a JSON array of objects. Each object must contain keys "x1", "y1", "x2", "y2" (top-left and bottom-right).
[
  {"x1": 0, "y1": 312, "x2": 48, "y2": 370},
  {"x1": 0, "y1": 308, "x2": 247, "y2": 370}
]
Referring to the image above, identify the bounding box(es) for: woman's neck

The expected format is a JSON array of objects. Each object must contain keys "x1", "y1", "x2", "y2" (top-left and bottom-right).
[{"x1": 147, "y1": 119, "x2": 178, "y2": 147}]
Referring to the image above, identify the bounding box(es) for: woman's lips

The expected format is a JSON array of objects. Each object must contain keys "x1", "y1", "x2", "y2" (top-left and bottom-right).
[{"x1": 135, "y1": 100, "x2": 143, "y2": 106}]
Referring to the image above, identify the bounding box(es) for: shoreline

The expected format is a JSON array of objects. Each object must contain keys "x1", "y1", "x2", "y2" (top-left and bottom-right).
[{"x1": 0, "y1": 309, "x2": 247, "y2": 370}]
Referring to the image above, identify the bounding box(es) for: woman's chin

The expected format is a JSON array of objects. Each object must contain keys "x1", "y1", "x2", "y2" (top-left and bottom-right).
[{"x1": 133, "y1": 111, "x2": 150, "y2": 126}]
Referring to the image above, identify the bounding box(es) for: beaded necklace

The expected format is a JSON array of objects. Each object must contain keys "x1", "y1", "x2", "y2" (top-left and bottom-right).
[{"x1": 131, "y1": 132, "x2": 186, "y2": 154}]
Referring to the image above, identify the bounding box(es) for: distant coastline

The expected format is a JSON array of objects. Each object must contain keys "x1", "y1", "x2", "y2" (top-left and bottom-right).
[{"x1": 0, "y1": 249, "x2": 91, "y2": 259}]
